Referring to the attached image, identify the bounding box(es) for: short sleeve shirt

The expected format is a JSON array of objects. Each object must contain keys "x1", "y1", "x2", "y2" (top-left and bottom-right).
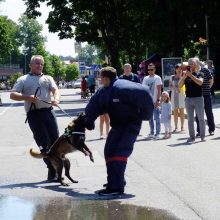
[
  {"x1": 12, "y1": 73, "x2": 58, "y2": 112},
  {"x1": 142, "y1": 74, "x2": 162, "y2": 103},
  {"x1": 185, "y1": 72, "x2": 204, "y2": 97},
  {"x1": 201, "y1": 68, "x2": 213, "y2": 96}
]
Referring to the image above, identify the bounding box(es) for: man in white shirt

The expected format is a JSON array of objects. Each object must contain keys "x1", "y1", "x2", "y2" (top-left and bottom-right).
[{"x1": 142, "y1": 63, "x2": 162, "y2": 139}]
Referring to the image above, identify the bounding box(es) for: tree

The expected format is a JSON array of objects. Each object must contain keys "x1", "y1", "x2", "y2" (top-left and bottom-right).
[
  {"x1": 17, "y1": 15, "x2": 46, "y2": 73},
  {"x1": 76, "y1": 44, "x2": 98, "y2": 66},
  {"x1": 0, "y1": 16, "x2": 12, "y2": 62},
  {"x1": 49, "y1": 54, "x2": 65, "y2": 81},
  {"x1": 64, "y1": 64, "x2": 80, "y2": 81},
  {"x1": 24, "y1": 0, "x2": 220, "y2": 81},
  {"x1": 8, "y1": 72, "x2": 23, "y2": 88}
]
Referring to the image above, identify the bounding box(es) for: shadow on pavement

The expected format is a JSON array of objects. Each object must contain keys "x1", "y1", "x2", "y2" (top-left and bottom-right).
[
  {"x1": 0, "y1": 181, "x2": 134, "y2": 201},
  {"x1": 1, "y1": 102, "x2": 24, "y2": 107}
]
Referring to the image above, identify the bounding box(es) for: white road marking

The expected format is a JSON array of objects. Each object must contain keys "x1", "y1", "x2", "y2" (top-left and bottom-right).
[{"x1": 0, "y1": 103, "x2": 15, "y2": 116}]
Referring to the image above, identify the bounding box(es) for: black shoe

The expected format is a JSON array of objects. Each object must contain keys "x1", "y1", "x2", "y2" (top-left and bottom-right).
[
  {"x1": 98, "y1": 188, "x2": 124, "y2": 196},
  {"x1": 209, "y1": 131, "x2": 214, "y2": 136},
  {"x1": 103, "y1": 183, "x2": 108, "y2": 187},
  {"x1": 196, "y1": 133, "x2": 200, "y2": 137}
]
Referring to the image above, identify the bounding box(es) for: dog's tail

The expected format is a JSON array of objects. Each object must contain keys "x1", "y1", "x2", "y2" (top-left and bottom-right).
[{"x1": 30, "y1": 148, "x2": 47, "y2": 159}]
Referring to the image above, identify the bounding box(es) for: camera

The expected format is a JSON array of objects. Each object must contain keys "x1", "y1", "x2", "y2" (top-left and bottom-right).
[{"x1": 187, "y1": 66, "x2": 190, "y2": 71}]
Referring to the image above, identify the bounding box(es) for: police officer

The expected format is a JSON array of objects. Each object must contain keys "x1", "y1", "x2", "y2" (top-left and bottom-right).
[
  {"x1": 10, "y1": 55, "x2": 60, "y2": 181},
  {"x1": 84, "y1": 66, "x2": 153, "y2": 196}
]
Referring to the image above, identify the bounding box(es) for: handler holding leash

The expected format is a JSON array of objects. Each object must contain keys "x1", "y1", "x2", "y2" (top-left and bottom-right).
[
  {"x1": 84, "y1": 67, "x2": 154, "y2": 196},
  {"x1": 10, "y1": 55, "x2": 60, "y2": 181}
]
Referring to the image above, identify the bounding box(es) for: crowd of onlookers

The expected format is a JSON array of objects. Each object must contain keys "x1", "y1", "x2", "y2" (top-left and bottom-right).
[{"x1": 90, "y1": 59, "x2": 216, "y2": 142}]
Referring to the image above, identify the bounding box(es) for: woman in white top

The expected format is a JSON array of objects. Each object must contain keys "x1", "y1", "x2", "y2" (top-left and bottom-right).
[{"x1": 169, "y1": 63, "x2": 185, "y2": 132}]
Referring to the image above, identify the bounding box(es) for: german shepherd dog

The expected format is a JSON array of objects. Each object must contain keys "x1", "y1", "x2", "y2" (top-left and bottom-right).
[{"x1": 30, "y1": 113, "x2": 94, "y2": 186}]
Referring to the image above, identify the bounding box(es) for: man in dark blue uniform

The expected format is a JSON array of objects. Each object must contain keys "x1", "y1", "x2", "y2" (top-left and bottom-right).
[{"x1": 84, "y1": 66, "x2": 153, "y2": 196}]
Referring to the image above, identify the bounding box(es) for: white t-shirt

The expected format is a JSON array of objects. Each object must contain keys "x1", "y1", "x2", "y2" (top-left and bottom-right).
[{"x1": 142, "y1": 74, "x2": 162, "y2": 103}]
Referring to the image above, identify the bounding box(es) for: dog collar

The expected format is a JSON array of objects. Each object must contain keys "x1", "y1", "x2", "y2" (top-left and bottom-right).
[{"x1": 71, "y1": 132, "x2": 85, "y2": 135}]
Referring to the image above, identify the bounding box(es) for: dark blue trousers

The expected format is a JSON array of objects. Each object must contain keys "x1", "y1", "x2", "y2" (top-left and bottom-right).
[
  {"x1": 196, "y1": 95, "x2": 215, "y2": 134},
  {"x1": 28, "y1": 108, "x2": 59, "y2": 171},
  {"x1": 104, "y1": 123, "x2": 141, "y2": 191}
]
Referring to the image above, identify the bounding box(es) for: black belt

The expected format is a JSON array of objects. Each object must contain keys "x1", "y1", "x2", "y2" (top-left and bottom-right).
[{"x1": 30, "y1": 106, "x2": 53, "y2": 112}]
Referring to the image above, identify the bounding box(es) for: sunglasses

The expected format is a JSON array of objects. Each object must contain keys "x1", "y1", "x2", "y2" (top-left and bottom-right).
[{"x1": 148, "y1": 69, "x2": 154, "y2": 71}]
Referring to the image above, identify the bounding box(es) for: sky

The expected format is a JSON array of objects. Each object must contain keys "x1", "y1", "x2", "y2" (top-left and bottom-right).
[{"x1": 0, "y1": 0, "x2": 78, "y2": 57}]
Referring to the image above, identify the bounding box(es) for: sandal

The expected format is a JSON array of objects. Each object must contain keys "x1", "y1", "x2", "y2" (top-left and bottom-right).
[{"x1": 173, "y1": 128, "x2": 178, "y2": 133}]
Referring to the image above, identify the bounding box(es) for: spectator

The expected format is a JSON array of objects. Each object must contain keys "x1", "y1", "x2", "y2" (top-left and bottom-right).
[
  {"x1": 206, "y1": 60, "x2": 215, "y2": 102},
  {"x1": 99, "y1": 113, "x2": 110, "y2": 139},
  {"x1": 142, "y1": 63, "x2": 162, "y2": 139},
  {"x1": 169, "y1": 63, "x2": 185, "y2": 132},
  {"x1": 87, "y1": 73, "x2": 96, "y2": 96},
  {"x1": 178, "y1": 58, "x2": 205, "y2": 143},
  {"x1": 195, "y1": 59, "x2": 215, "y2": 136},
  {"x1": 160, "y1": 91, "x2": 172, "y2": 139},
  {"x1": 81, "y1": 76, "x2": 88, "y2": 99},
  {"x1": 119, "y1": 63, "x2": 140, "y2": 83}
]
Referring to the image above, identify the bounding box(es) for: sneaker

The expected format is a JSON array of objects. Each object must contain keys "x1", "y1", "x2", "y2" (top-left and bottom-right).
[
  {"x1": 98, "y1": 188, "x2": 124, "y2": 196},
  {"x1": 147, "y1": 134, "x2": 154, "y2": 139},
  {"x1": 196, "y1": 133, "x2": 200, "y2": 137},
  {"x1": 100, "y1": 135, "x2": 104, "y2": 139},
  {"x1": 209, "y1": 131, "x2": 214, "y2": 136},
  {"x1": 154, "y1": 134, "x2": 160, "y2": 139},
  {"x1": 187, "y1": 137, "x2": 195, "y2": 143}
]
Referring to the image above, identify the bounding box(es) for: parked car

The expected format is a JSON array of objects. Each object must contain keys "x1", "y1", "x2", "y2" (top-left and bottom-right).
[
  {"x1": 73, "y1": 78, "x2": 82, "y2": 89},
  {"x1": 66, "y1": 81, "x2": 75, "y2": 88}
]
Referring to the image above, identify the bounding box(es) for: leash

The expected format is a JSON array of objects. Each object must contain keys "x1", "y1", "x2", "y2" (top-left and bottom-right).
[
  {"x1": 25, "y1": 87, "x2": 40, "y2": 123},
  {"x1": 37, "y1": 98, "x2": 72, "y2": 118}
]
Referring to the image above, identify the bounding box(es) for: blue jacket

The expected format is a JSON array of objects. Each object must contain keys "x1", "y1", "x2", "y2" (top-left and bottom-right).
[{"x1": 85, "y1": 79, "x2": 153, "y2": 129}]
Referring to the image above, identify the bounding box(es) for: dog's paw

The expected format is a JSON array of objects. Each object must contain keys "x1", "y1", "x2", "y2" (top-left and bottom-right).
[{"x1": 61, "y1": 182, "x2": 69, "y2": 186}]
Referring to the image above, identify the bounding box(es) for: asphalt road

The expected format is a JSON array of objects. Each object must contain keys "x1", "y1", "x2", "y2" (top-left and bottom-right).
[{"x1": 0, "y1": 89, "x2": 220, "y2": 220}]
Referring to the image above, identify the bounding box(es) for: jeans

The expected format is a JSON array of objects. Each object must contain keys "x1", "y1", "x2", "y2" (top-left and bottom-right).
[{"x1": 149, "y1": 107, "x2": 161, "y2": 135}]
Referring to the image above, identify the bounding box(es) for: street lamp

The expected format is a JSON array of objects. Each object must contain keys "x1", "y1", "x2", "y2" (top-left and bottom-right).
[
  {"x1": 23, "y1": 49, "x2": 28, "y2": 75},
  {"x1": 205, "y1": 15, "x2": 210, "y2": 60}
]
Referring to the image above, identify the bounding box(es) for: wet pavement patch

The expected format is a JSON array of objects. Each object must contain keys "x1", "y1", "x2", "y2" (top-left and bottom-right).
[{"x1": 0, "y1": 195, "x2": 179, "y2": 220}]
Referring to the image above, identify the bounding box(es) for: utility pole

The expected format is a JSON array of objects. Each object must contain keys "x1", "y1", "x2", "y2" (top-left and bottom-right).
[{"x1": 205, "y1": 15, "x2": 210, "y2": 60}]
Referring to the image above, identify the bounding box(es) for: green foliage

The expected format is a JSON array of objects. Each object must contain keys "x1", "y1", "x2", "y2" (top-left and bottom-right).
[
  {"x1": 76, "y1": 44, "x2": 100, "y2": 66},
  {"x1": 23, "y1": 0, "x2": 220, "y2": 73},
  {"x1": 49, "y1": 54, "x2": 65, "y2": 80},
  {"x1": 64, "y1": 64, "x2": 80, "y2": 81},
  {"x1": 17, "y1": 15, "x2": 46, "y2": 70},
  {"x1": 0, "y1": 16, "x2": 16, "y2": 62},
  {"x1": 8, "y1": 72, "x2": 23, "y2": 87}
]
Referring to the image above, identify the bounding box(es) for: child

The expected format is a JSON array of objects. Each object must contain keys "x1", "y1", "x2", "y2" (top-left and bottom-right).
[
  {"x1": 161, "y1": 91, "x2": 172, "y2": 139},
  {"x1": 81, "y1": 77, "x2": 87, "y2": 99}
]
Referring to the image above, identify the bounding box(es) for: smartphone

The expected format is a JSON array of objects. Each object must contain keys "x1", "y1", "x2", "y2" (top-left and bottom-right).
[{"x1": 187, "y1": 66, "x2": 190, "y2": 71}]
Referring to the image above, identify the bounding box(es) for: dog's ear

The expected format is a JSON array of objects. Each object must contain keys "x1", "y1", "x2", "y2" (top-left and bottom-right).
[{"x1": 67, "y1": 121, "x2": 74, "y2": 130}]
